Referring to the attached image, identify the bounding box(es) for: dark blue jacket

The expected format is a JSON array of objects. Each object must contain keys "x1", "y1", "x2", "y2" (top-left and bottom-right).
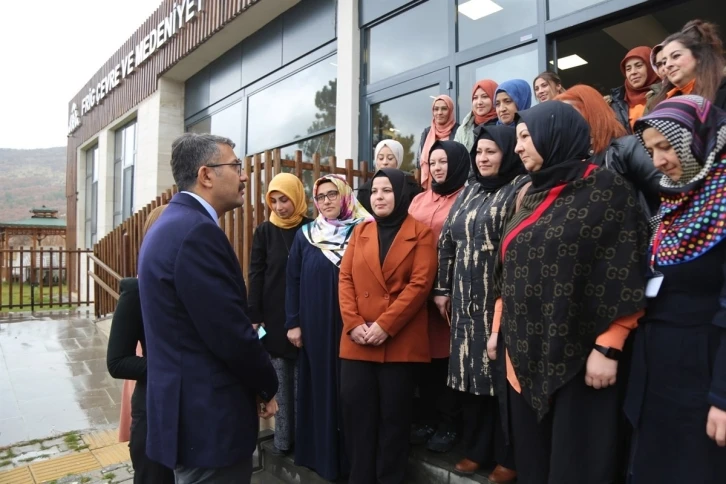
[{"x1": 138, "y1": 192, "x2": 278, "y2": 469}]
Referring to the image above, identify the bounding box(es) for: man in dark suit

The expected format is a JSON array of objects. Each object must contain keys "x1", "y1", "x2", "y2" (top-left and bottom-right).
[{"x1": 138, "y1": 133, "x2": 278, "y2": 483}]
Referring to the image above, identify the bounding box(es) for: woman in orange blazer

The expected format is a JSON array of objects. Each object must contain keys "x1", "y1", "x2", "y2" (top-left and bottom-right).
[{"x1": 339, "y1": 168, "x2": 437, "y2": 484}]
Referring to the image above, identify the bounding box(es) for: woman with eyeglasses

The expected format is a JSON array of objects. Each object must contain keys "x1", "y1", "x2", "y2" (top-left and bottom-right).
[
  {"x1": 248, "y1": 173, "x2": 312, "y2": 457},
  {"x1": 285, "y1": 174, "x2": 371, "y2": 481}
]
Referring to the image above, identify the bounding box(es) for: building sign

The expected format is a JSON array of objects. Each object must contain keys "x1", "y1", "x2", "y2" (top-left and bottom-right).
[{"x1": 68, "y1": 0, "x2": 204, "y2": 135}]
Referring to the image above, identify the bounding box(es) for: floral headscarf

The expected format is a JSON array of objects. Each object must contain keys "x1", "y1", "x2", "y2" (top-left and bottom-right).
[{"x1": 301, "y1": 174, "x2": 372, "y2": 267}]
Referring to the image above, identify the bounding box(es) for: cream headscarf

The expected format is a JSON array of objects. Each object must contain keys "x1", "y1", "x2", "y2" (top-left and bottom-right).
[
  {"x1": 374, "y1": 139, "x2": 404, "y2": 168},
  {"x1": 266, "y1": 173, "x2": 308, "y2": 229}
]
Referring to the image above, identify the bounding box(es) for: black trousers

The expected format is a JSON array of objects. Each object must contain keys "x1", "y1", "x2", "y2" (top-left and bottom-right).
[
  {"x1": 508, "y1": 371, "x2": 619, "y2": 484},
  {"x1": 130, "y1": 387, "x2": 175, "y2": 484},
  {"x1": 416, "y1": 357, "x2": 460, "y2": 431},
  {"x1": 341, "y1": 360, "x2": 417, "y2": 484},
  {"x1": 460, "y1": 392, "x2": 514, "y2": 468}
]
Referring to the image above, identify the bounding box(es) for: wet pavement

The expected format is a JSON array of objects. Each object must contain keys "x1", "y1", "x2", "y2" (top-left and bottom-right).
[{"x1": 0, "y1": 312, "x2": 122, "y2": 448}]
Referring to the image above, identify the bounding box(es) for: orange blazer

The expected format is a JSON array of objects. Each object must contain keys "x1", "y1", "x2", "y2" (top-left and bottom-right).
[{"x1": 339, "y1": 215, "x2": 437, "y2": 363}]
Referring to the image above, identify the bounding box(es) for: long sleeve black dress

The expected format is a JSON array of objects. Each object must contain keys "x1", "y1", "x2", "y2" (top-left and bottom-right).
[{"x1": 107, "y1": 277, "x2": 174, "y2": 484}]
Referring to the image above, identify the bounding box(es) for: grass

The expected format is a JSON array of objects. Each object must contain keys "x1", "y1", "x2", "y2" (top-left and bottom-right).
[
  {"x1": 0, "y1": 282, "x2": 77, "y2": 312},
  {"x1": 0, "y1": 459, "x2": 10, "y2": 467},
  {"x1": 102, "y1": 472, "x2": 116, "y2": 481},
  {"x1": 81, "y1": 477, "x2": 92, "y2": 483},
  {"x1": 3, "y1": 449, "x2": 16, "y2": 459},
  {"x1": 62, "y1": 432, "x2": 89, "y2": 452}
]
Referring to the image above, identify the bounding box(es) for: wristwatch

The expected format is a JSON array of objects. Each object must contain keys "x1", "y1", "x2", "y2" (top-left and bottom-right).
[{"x1": 593, "y1": 344, "x2": 622, "y2": 360}]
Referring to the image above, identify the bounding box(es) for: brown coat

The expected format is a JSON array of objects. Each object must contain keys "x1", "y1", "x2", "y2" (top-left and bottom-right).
[{"x1": 338, "y1": 215, "x2": 437, "y2": 363}]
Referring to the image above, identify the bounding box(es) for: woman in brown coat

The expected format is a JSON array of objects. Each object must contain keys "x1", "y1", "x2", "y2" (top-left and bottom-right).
[{"x1": 339, "y1": 168, "x2": 437, "y2": 484}]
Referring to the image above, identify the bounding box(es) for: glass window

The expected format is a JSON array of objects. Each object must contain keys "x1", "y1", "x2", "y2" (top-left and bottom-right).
[
  {"x1": 113, "y1": 121, "x2": 136, "y2": 227},
  {"x1": 371, "y1": 85, "x2": 441, "y2": 173},
  {"x1": 457, "y1": 0, "x2": 537, "y2": 51},
  {"x1": 84, "y1": 146, "x2": 97, "y2": 249},
  {"x1": 122, "y1": 167, "x2": 134, "y2": 220},
  {"x1": 366, "y1": 0, "x2": 449, "y2": 84},
  {"x1": 187, "y1": 117, "x2": 212, "y2": 134},
  {"x1": 279, "y1": 132, "x2": 337, "y2": 215},
  {"x1": 457, "y1": 43, "x2": 538, "y2": 117},
  {"x1": 280, "y1": 132, "x2": 336, "y2": 161},
  {"x1": 247, "y1": 55, "x2": 337, "y2": 154},
  {"x1": 548, "y1": 0, "x2": 606, "y2": 20},
  {"x1": 210, "y1": 102, "x2": 244, "y2": 157}
]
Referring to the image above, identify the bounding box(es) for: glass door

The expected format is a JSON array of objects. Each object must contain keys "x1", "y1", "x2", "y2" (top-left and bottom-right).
[{"x1": 362, "y1": 68, "x2": 451, "y2": 173}]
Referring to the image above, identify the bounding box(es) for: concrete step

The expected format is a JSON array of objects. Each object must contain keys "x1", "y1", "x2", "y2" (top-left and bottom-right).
[
  {"x1": 251, "y1": 470, "x2": 287, "y2": 484},
  {"x1": 258, "y1": 438, "x2": 502, "y2": 484}
]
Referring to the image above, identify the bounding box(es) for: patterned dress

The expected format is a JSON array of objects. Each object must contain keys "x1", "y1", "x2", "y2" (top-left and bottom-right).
[{"x1": 436, "y1": 177, "x2": 523, "y2": 395}]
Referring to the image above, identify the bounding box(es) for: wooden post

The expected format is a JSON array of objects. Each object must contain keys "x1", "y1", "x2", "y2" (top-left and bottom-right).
[
  {"x1": 254, "y1": 153, "x2": 264, "y2": 227},
  {"x1": 243, "y1": 156, "x2": 253, "y2": 281}
]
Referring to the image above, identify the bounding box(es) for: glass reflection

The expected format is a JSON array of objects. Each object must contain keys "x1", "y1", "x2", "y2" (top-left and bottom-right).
[
  {"x1": 371, "y1": 85, "x2": 441, "y2": 173},
  {"x1": 549, "y1": 0, "x2": 606, "y2": 20},
  {"x1": 457, "y1": 43, "x2": 538, "y2": 117},
  {"x1": 247, "y1": 55, "x2": 337, "y2": 154},
  {"x1": 187, "y1": 117, "x2": 211, "y2": 134},
  {"x1": 367, "y1": 0, "x2": 448, "y2": 84},
  {"x1": 279, "y1": 132, "x2": 336, "y2": 215},
  {"x1": 457, "y1": 0, "x2": 536, "y2": 52},
  {"x1": 211, "y1": 102, "x2": 244, "y2": 157}
]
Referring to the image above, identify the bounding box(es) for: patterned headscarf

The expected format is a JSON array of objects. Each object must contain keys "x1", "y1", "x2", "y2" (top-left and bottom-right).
[
  {"x1": 634, "y1": 95, "x2": 726, "y2": 265},
  {"x1": 301, "y1": 174, "x2": 372, "y2": 267}
]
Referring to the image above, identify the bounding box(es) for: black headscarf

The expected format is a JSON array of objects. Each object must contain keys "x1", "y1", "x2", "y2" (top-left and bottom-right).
[
  {"x1": 372, "y1": 168, "x2": 412, "y2": 265},
  {"x1": 429, "y1": 140, "x2": 470, "y2": 196},
  {"x1": 515, "y1": 101, "x2": 591, "y2": 192},
  {"x1": 470, "y1": 125, "x2": 527, "y2": 191}
]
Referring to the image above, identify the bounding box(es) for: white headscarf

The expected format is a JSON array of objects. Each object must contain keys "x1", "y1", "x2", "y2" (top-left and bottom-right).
[{"x1": 374, "y1": 140, "x2": 404, "y2": 169}]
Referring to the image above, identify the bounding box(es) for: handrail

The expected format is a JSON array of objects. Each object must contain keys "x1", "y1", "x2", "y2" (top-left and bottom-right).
[
  {"x1": 88, "y1": 272, "x2": 120, "y2": 301},
  {"x1": 87, "y1": 254, "x2": 123, "y2": 283}
]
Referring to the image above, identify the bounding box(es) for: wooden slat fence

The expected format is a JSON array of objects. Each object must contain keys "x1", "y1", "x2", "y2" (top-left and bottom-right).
[{"x1": 92, "y1": 149, "x2": 381, "y2": 317}]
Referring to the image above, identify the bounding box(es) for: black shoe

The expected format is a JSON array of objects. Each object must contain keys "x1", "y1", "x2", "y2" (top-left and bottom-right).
[
  {"x1": 410, "y1": 424, "x2": 436, "y2": 445},
  {"x1": 426, "y1": 429, "x2": 458, "y2": 453}
]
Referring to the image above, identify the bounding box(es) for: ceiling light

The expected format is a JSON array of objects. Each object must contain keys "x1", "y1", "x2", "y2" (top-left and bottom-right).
[
  {"x1": 549, "y1": 54, "x2": 588, "y2": 70},
  {"x1": 458, "y1": 0, "x2": 503, "y2": 21}
]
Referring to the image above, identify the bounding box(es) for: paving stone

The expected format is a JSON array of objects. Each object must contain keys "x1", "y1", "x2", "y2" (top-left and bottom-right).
[{"x1": 12, "y1": 444, "x2": 42, "y2": 455}]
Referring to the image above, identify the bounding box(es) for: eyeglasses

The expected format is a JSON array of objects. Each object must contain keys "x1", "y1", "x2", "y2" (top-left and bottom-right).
[
  {"x1": 207, "y1": 160, "x2": 243, "y2": 176},
  {"x1": 314, "y1": 190, "x2": 340, "y2": 203}
]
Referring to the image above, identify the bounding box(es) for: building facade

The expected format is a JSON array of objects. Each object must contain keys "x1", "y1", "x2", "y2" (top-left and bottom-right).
[{"x1": 67, "y1": 0, "x2": 724, "y2": 251}]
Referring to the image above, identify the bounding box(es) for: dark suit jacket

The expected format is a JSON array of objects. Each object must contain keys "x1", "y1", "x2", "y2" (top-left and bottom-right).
[
  {"x1": 338, "y1": 215, "x2": 436, "y2": 363},
  {"x1": 138, "y1": 193, "x2": 278, "y2": 469}
]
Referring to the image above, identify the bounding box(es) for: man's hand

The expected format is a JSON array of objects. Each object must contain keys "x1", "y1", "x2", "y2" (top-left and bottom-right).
[
  {"x1": 252, "y1": 322, "x2": 264, "y2": 331},
  {"x1": 350, "y1": 324, "x2": 369, "y2": 345},
  {"x1": 257, "y1": 396, "x2": 278, "y2": 419},
  {"x1": 287, "y1": 328, "x2": 303, "y2": 348},
  {"x1": 487, "y1": 332, "x2": 498, "y2": 361},
  {"x1": 585, "y1": 349, "x2": 618, "y2": 389},
  {"x1": 363, "y1": 323, "x2": 389, "y2": 346},
  {"x1": 433, "y1": 296, "x2": 451, "y2": 321},
  {"x1": 707, "y1": 406, "x2": 726, "y2": 447}
]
